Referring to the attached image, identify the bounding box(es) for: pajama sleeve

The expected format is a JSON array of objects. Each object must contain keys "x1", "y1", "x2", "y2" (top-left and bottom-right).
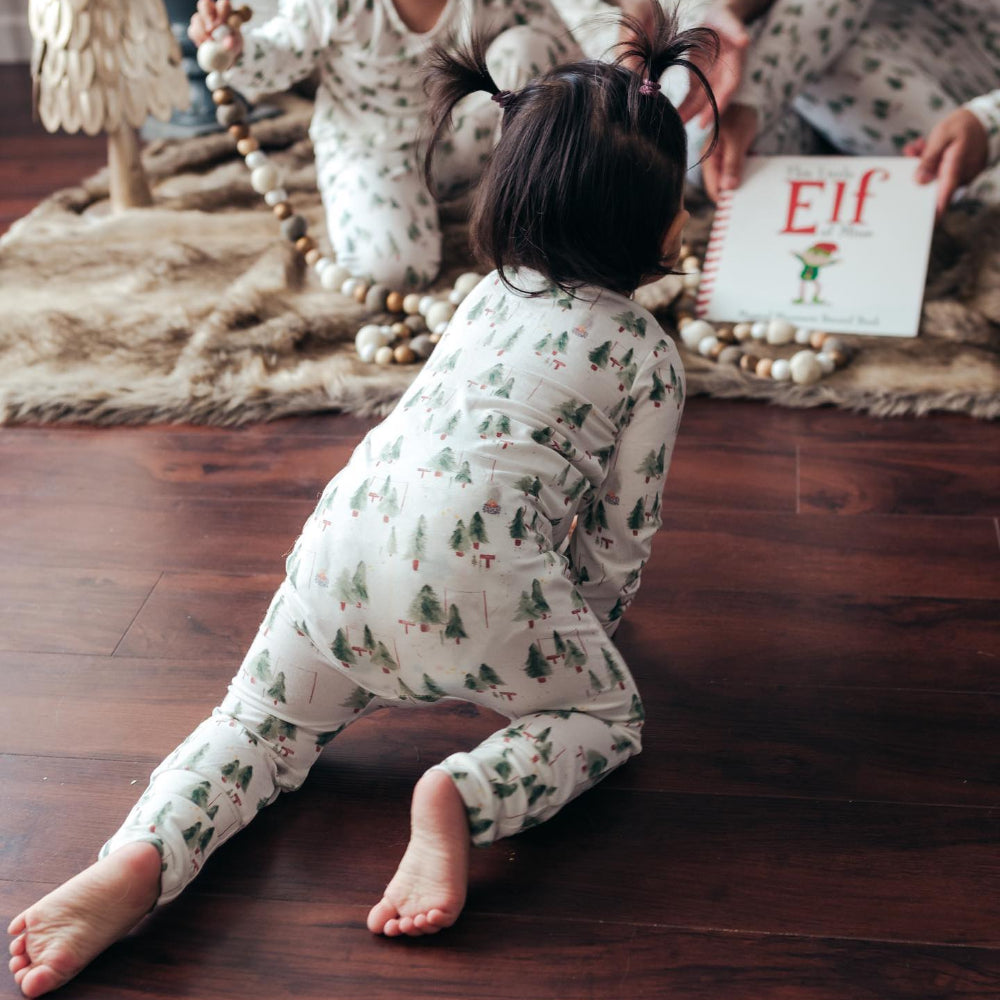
[
  {"x1": 733, "y1": 0, "x2": 876, "y2": 136},
  {"x1": 225, "y1": 0, "x2": 353, "y2": 101},
  {"x1": 565, "y1": 345, "x2": 685, "y2": 637},
  {"x1": 965, "y1": 90, "x2": 1000, "y2": 168}
]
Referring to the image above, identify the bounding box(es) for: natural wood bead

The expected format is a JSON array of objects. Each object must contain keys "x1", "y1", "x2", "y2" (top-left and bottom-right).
[
  {"x1": 229, "y1": 123, "x2": 250, "y2": 141},
  {"x1": 295, "y1": 236, "x2": 316, "y2": 255},
  {"x1": 718, "y1": 346, "x2": 743, "y2": 366},
  {"x1": 386, "y1": 291, "x2": 405, "y2": 314},
  {"x1": 304, "y1": 248, "x2": 321, "y2": 266},
  {"x1": 709, "y1": 342, "x2": 726, "y2": 360},
  {"x1": 810, "y1": 330, "x2": 828, "y2": 350},
  {"x1": 353, "y1": 283, "x2": 370, "y2": 304},
  {"x1": 676, "y1": 314, "x2": 693, "y2": 329},
  {"x1": 715, "y1": 325, "x2": 736, "y2": 344},
  {"x1": 755, "y1": 358, "x2": 773, "y2": 378},
  {"x1": 229, "y1": 6, "x2": 252, "y2": 26},
  {"x1": 390, "y1": 322, "x2": 410, "y2": 339},
  {"x1": 393, "y1": 344, "x2": 416, "y2": 364},
  {"x1": 236, "y1": 137, "x2": 259, "y2": 156},
  {"x1": 212, "y1": 88, "x2": 235, "y2": 105},
  {"x1": 825, "y1": 347, "x2": 847, "y2": 367},
  {"x1": 739, "y1": 353, "x2": 760, "y2": 373},
  {"x1": 273, "y1": 202, "x2": 292, "y2": 221}
]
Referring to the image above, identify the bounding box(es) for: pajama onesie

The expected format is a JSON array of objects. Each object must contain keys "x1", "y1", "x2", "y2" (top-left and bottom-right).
[
  {"x1": 223, "y1": 0, "x2": 579, "y2": 288},
  {"x1": 102, "y1": 272, "x2": 685, "y2": 905},
  {"x1": 734, "y1": 0, "x2": 1000, "y2": 197}
]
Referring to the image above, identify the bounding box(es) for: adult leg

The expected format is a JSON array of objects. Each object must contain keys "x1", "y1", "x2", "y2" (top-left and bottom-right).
[{"x1": 8, "y1": 582, "x2": 382, "y2": 996}]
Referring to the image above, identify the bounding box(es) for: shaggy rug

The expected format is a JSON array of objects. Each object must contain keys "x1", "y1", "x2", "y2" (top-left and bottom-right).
[{"x1": 1, "y1": 94, "x2": 998, "y2": 425}]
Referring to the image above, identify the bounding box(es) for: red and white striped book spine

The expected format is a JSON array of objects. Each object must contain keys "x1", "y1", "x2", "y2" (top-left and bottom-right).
[{"x1": 694, "y1": 187, "x2": 734, "y2": 318}]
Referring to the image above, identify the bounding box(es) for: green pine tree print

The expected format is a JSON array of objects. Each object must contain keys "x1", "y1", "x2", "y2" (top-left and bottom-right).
[
  {"x1": 409, "y1": 584, "x2": 445, "y2": 628},
  {"x1": 257, "y1": 716, "x2": 297, "y2": 743},
  {"x1": 454, "y1": 461, "x2": 473, "y2": 487},
  {"x1": 524, "y1": 642, "x2": 551, "y2": 681},
  {"x1": 514, "y1": 475, "x2": 542, "y2": 498},
  {"x1": 220, "y1": 759, "x2": 253, "y2": 790},
  {"x1": 250, "y1": 649, "x2": 272, "y2": 684},
  {"x1": 530, "y1": 579, "x2": 551, "y2": 617},
  {"x1": 406, "y1": 514, "x2": 427, "y2": 569},
  {"x1": 585, "y1": 749, "x2": 608, "y2": 779},
  {"x1": 371, "y1": 640, "x2": 398, "y2": 673},
  {"x1": 342, "y1": 686, "x2": 376, "y2": 714},
  {"x1": 379, "y1": 436, "x2": 403, "y2": 462},
  {"x1": 444, "y1": 604, "x2": 468, "y2": 643},
  {"x1": 627, "y1": 497, "x2": 646, "y2": 534},
  {"x1": 349, "y1": 478, "x2": 371, "y2": 515},
  {"x1": 564, "y1": 639, "x2": 587, "y2": 671},
  {"x1": 449, "y1": 519, "x2": 471, "y2": 555},
  {"x1": 589, "y1": 340, "x2": 612, "y2": 369},
  {"x1": 266, "y1": 671, "x2": 287, "y2": 704},
  {"x1": 509, "y1": 506, "x2": 529, "y2": 545},
  {"x1": 430, "y1": 446, "x2": 456, "y2": 473},
  {"x1": 331, "y1": 628, "x2": 357, "y2": 665}
]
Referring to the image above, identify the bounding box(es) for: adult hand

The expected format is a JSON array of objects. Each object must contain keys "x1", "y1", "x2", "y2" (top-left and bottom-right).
[
  {"x1": 189, "y1": 0, "x2": 244, "y2": 55},
  {"x1": 903, "y1": 108, "x2": 989, "y2": 218},
  {"x1": 700, "y1": 101, "x2": 758, "y2": 201},
  {"x1": 676, "y1": 3, "x2": 750, "y2": 127}
]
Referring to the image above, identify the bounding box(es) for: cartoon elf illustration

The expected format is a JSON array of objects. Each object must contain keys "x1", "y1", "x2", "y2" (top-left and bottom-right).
[{"x1": 792, "y1": 242, "x2": 839, "y2": 305}]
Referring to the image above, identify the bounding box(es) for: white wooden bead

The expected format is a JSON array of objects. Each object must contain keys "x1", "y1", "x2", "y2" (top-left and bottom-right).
[
  {"x1": 197, "y1": 40, "x2": 236, "y2": 74},
  {"x1": 245, "y1": 151, "x2": 267, "y2": 170},
  {"x1": 320, "y1": 264, "x2": 350, "y2": 290},
  {"x1": 732, "y1": 322, "x2": 753, "y2": 342},
  {"x1": 794, "y1": 326, "x2": 812, "y2": 344},
  {"x1": 341, "y1": 277, "x2": 361, "y2": 297},
  {"x1": 770, "y1": 358, "x2": 791, "y2": 381},
  {"x1": 816, "y1": 352, "x2": 836, "y2": 375},
  {"x1": 264, "y1": 188, "x2": 288, "y2": 207},
  {"x1": 680, "y1": 255, "x2": 700, "y2": 273},
  {"x1": 697, "y1": 335, "x2": 719, "y2": 357},
  {"x1": 425, "y1": 301, "x2": 455, "y2": 330},
  {"x1": 766, "y1": 318, "x2": 796, "y2": 345},
  {"x1": 448, "y1": 288, "x2": 464, "y2": 304},
  {"x1": 314, "y1": 257, "x2": 332, "y2": 274},
  {"x1": 402, "y1": 293, "x2": 422, "y2": 315},
  {"x1": 357, "y1": 342, "x2": 379, "y2": 363},
  {"x1": 681, "y1": 270, "x2": 701, "y2": 291},
  {"x1": 355, "y1": 324, "x2": 390, "y2": 355},
  {"x1": 373, "y1": 345, "x2": 395, "y2": 365},
  {"x1": 250, "y1": 164, "x2": 280, "y2": 194},
  {"x1": 789, "y1": 349, "x2": 823, "y2": 385},
  {"x1": 750, "y1": 321, "x2": 768, "y2": 340},
  {"x1": 679, "y1": 318, "x2": 715, "y2": 350},
  {"x1": 210, "y1": 24, "x2": 233, "y2": 42},
  {"x1": 453, "y1": 272, "x2": 483, "y2": 297},
  {"x1": 418, "y1": 295, "x2": 436, "y2": 317},
  {"x1": 205, "y1": 71, "x2": 226, "y2": 91},
  {"x1": 822, "y1": 336, "x2": 845, "y2": 355}
]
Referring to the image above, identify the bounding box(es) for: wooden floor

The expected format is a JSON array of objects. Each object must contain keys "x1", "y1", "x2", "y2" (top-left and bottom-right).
[{"x1": 2, "y1": 63, "x2": 999, "y2": 998}]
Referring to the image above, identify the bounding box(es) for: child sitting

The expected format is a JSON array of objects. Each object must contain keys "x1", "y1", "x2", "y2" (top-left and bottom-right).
[
  {"x1": 7, "y1": 5, "x2": 717, "y2": 995},
  {"x1": 189, "y1": 0, "x2": 579, "y2": 289}
]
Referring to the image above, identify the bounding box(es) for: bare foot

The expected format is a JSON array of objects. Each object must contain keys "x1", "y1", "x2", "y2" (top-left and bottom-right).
[
  {"x1": 8, "y1": 842, "x2": 161, "y2": 998},
  {"x1": 367, "y1": 769, "x2": 470, "y2": 937}
]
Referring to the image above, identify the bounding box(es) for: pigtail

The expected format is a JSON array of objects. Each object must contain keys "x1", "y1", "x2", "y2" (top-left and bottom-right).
[
  {"x1": 615, "y1": 2, "x2": 720, "y2": 158},
  {"x1": 423, "y1": 33, "x2": 506, "y2": 192}
]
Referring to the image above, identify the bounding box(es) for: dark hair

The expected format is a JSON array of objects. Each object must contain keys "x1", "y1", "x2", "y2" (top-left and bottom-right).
[{"x1": 423, "y1": 2, "x2": 718, "y2": 295}]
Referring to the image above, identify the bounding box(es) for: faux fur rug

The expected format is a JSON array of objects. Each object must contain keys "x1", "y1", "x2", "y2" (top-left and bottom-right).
[{"x1": 1, "y1": 95, "x2": 998, "y2": 425}]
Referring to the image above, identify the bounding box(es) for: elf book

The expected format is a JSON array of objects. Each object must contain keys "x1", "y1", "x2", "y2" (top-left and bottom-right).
[{"x1": 695, "y1": 156, "x2": 938, "y2": 337}]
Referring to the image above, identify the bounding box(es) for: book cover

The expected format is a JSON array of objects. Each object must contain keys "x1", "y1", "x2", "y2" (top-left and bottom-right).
[{"x1": 695, "y1": 156, "x2": 938, "y2": 337}]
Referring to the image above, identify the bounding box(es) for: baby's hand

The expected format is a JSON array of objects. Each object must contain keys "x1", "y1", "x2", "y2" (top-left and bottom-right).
[{"x1": 189, "y1": 0, "x2": 246, "y2": 56}]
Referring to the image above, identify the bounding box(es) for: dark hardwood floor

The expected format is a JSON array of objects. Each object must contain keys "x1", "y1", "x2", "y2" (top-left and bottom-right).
[{"x1": 1, "y1": 63, "x2": 999, "y2": 998}]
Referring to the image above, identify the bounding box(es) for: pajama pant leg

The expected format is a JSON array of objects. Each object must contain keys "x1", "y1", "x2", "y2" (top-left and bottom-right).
[
  {"x1": 100, "y1": 582, "x2": 386, "y2": 906},
  {"x1": 793, "y1": 27, "x2": 959, "y2": 155}
]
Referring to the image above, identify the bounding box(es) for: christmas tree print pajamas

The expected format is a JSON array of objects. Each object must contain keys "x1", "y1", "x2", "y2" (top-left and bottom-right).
[
  {"x1": 102, "y1": 273, "x2": 684, "y2": 904},
  {"x1": 734, "y1": 0, "x2": 1000, "y2": 180},
  {"x1": 224, "y1": 0, "x2": 579, "y2": 289}
]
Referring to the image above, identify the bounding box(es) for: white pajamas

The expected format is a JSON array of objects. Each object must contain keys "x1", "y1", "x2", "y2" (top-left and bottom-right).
[
  {"x1": 102, "y1": 272, "x2": 685, "y2": 905},
  {"x1": 224, "y1": 0, "x2": 578, "y2": 287},
  {"x1": 736, "y1": 0, "x2": 1000, "y2": 189}
]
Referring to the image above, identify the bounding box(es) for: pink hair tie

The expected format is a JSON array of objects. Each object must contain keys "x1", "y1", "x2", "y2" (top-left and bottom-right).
[
  {"x1": 639, "y1": 78, "x2": 661, "y2": 96},
  {"x1": 492, "y1": 90, "x2": 514, "y2": 108}
]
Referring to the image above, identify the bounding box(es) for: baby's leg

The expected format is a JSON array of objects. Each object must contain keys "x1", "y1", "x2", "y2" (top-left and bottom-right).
[
  {"x1": 315, "y1": 145, "x2": 441, "y2": 290},
  {"x1": 367, "y1": 643, "x2": 643, "y2": 936},
  {"x1": 8, "y1": 584, "x2": 379, "y2": 997}
]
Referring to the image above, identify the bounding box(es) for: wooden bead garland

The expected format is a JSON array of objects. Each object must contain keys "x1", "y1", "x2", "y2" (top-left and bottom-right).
[
  {"x1": 198, "y1": 5, "x2": 480, "y2": 366},
  {"x1": 668, "y1": 244, "x2": 854, "y2": 385}
]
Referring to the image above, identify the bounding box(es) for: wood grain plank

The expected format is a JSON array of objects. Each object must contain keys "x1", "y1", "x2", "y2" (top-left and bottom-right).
[
  {"x1": 2, "y1": 881, "x2": 998, "y2": 1000},
  {"x1": 799, "y1": 443, "x2": 1000, "y2": 516},
  {"x1": 2, "y1": 755, "x2": 997, "y2": 947},
  {"x1": 0, "y1": 566, "x2": 159, "y2": 655}
]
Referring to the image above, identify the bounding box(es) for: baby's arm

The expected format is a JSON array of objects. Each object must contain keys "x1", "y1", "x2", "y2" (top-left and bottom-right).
[
  {"x1": 565, "y1": 347, "x2": 685, "y2": 636},
  {"x1": 224, "y1": 0, "x2": 351, "y2": 102}
]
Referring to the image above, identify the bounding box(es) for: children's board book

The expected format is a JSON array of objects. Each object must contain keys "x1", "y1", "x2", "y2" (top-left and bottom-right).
[{"x1": 695, "y1": 156, "x2": 938, "y2": 337}]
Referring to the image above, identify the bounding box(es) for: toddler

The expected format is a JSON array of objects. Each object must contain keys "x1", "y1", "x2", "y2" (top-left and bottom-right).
[
  {"x1": 7, "y1": 5, "x2": 717, "y2": 996},
  {"x1": 189, "y1": 0, "x2": 579, "y2": 289}
]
